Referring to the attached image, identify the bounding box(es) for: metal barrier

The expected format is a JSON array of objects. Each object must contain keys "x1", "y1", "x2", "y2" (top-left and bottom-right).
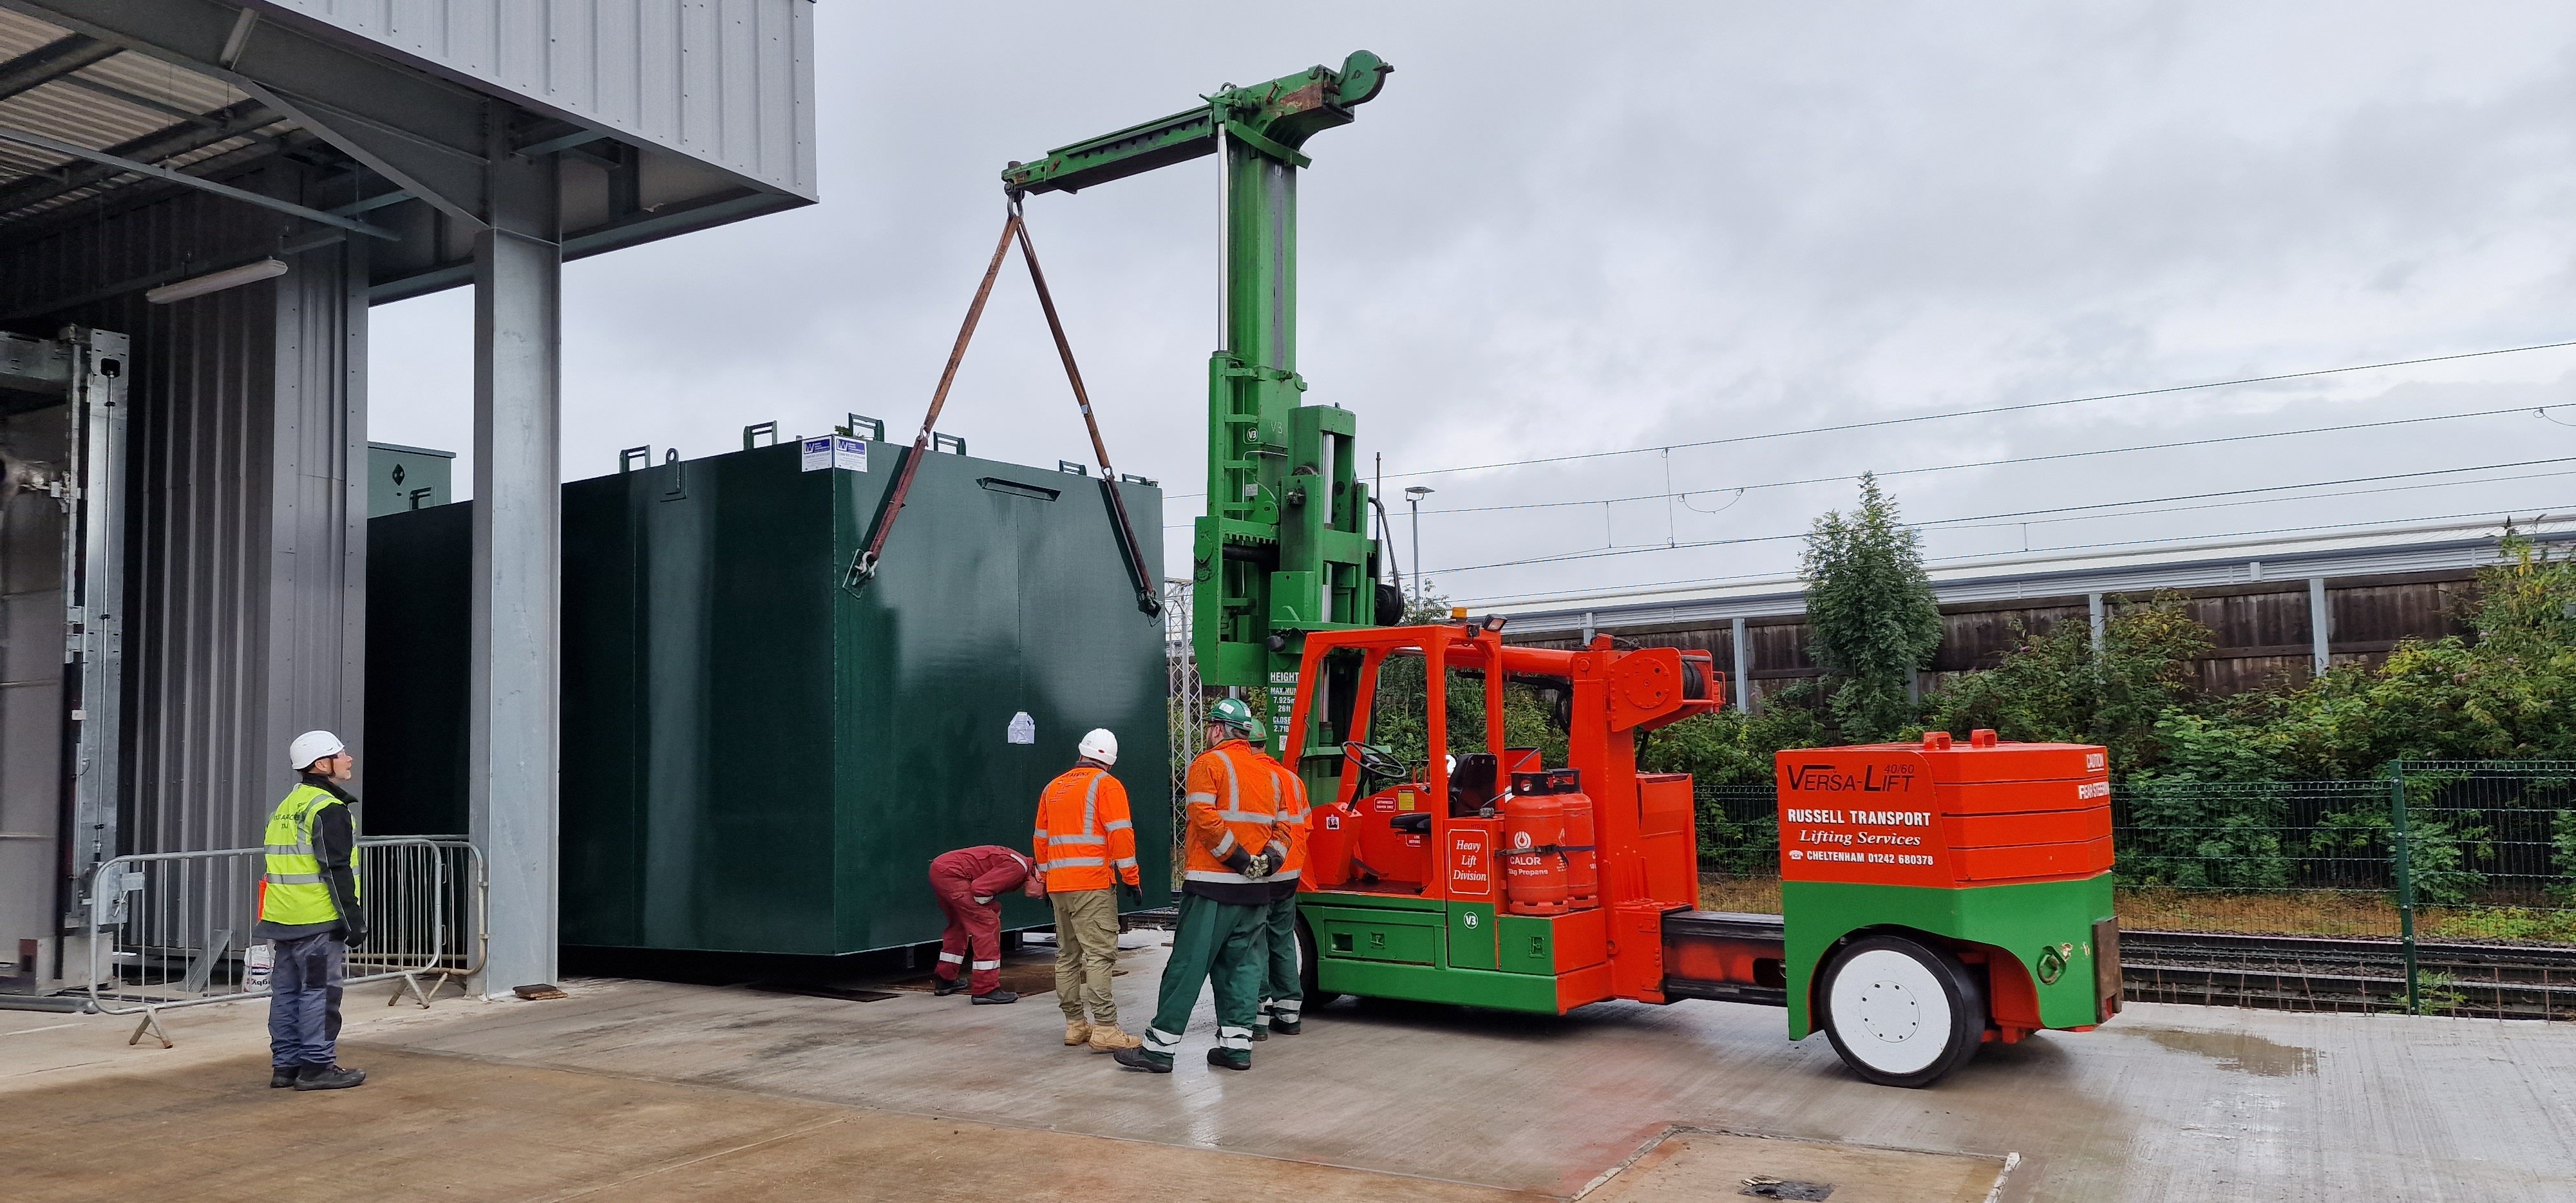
[{"x1": 80, "y1": 836, "x2": 485, "y2": 1048}]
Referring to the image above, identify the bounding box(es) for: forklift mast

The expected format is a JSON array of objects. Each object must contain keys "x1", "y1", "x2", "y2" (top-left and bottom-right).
[{"x1": 1004, "y1": 51, "x2": 1397, "y2": 732}]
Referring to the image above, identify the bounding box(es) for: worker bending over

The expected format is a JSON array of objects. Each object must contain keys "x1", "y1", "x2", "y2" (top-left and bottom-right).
[
  {"x1": 255, "y1": 731, "x2": 368, "y2": 1091},
  {"x1": 1034, "y1": 729, "x2": 1146, "y2": 1052},
  {"x1": 1251, "y1": 732, "x2": 1309, "y2": 1038},
  {"x1": 927, "y1": 845, "x2": 1034, "y2": 1003},
  {"x1": 1115, "y1": 697, "x2": 1282, "y2": 1074}
]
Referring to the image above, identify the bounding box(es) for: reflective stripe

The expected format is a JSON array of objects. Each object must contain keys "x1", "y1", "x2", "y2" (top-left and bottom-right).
[
  {"x1": 1104, "y1": 819, "x2": 1133, "y2": 833},
  {"x1": 1211, "y1": 831, "x2": 1236, "y2": 859},
  {"x1": 1219, "y1": 753, "x2": 1240, "y2": 815},
  {"x1": 1047, "y1": 835, "x2": 1106, "y2": 846},
  {"x1": 1186, "y1": 791, "x2": 1217, "y2": 805},
  {"x1": 1113, "y1": 857, "x2": 1138, "y2": 869},
  {"x1": 1271, "y1": 813, "x2": 1308, "y2": 827},
  {"x1": 1215, "y1": 809, "x2": 1270, "y2": 823},
  {"x1": 973, "y1": 896, "x2": 993, "y2": 904},
  {"x1": 1271, "y1": 999, "x2": 1302, "y2": 1018},
  {"x1": 938, "y1": 952, "x2": 965, "y2": 964},
  {"x1": 1269, "y1": 868, "x2": 1301, "y2": 882},
  {"x1": 1184, "y1": 869, "x2": 1256, "y2": 884},
  {"x1": 1034, "y1": 829, "x2": 1048, "y2": 840},
  {"x1": 1144, "y1": 1027, "x2": 1182, "y2": 1052},
  {"x1": 263, "y1": 873, "x2": 323, "y2": 885},
  {"x1": 1048, "y1": 856, "x2": 1106, "y2": 868},
  {"x1": 971, "y1": 960, "x2": 1000, "y2": 970},
  {"x1": 1081, "y1": 773, "x2": 1104, "y2": 838},
  {"x1": 1217, "y1": 1026, "x2": 1252, "y2": 1050},
  {"x1": 263, "y1": 843, "x2": 310, "y2": 856}
]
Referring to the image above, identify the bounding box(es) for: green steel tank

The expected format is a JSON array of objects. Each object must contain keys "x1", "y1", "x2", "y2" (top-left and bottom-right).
[{"x1": 365, "y1": 435, "x2": 1173, "y2": 956}]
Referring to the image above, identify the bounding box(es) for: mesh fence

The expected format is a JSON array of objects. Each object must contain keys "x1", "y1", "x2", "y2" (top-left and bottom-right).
[{"x1": 1692, "y1": 766, "x2": 2576, "y2": 944}]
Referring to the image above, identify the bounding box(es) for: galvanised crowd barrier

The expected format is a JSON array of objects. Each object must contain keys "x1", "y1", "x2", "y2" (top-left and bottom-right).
[{"x1": 80, "y1": 836, "x2": 486, "y2": 1047}]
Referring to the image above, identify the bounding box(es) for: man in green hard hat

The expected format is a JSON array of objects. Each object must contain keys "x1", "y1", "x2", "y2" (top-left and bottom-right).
[{"x1": 1114, "y1": 697, "x2": 1283, "y2": 1074}]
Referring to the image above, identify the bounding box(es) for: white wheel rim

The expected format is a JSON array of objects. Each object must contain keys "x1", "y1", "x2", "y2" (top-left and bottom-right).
[{"x1": 1828, "y1": 948, "x2": 1953, "y2": 1075}]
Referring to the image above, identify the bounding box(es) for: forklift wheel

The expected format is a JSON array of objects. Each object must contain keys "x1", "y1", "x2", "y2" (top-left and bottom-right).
[
  {"x1": 1817, "y1": 934, "x2": 1985, "y2": 1088},
  {"x1": 1296, "y1": 918, "x2": 1343, "y2": 1008}
]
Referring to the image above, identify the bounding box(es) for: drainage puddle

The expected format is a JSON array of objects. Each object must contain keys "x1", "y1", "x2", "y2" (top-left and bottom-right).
[
  {"x1": 2128, "y1": 1027, "x2": 2320, "y2": 1077},
  {"x1": 1584, "y1": 1130, "x2": 2009, "y2": 1202}
]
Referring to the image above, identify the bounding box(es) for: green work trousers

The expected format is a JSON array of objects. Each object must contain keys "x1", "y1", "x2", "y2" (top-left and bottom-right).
[
  {"x1": 1050, "y1": 888, "x2": 1121, "y2": 1027},
  {"x1": 1142, "y1": 893, "x2": 1265, "y2": 1058},
  {"x1": 1254, "y1": 893, "x2": 1303, "y2": 1028}
]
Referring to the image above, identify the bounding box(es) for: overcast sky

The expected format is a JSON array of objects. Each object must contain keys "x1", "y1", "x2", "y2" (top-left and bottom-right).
[{"x1": 367, "y1": 3, "x2": 2576, "y2": 604}]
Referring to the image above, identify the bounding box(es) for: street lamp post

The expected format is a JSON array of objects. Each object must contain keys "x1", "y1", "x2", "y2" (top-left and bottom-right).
[{"x1": 1404, "y1": 486, "x2": 1434, "y2": 613}]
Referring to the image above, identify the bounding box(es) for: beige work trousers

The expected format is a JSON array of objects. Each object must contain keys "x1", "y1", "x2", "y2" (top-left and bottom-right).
[{"x1": 1050, "y1": 887, "x2": 1121, "y2": 1025}]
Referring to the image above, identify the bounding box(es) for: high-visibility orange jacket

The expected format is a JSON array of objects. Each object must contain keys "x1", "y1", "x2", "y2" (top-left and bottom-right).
[
  {"x1": 1032, "y1": 763, "x2": 1140, "y2": 892},
  {"x1": 1252, "y1": 746, "x2": 1309, "y2": 893},
  {"x1": 1182, "y1": 739, "x2": 1279, "y2": 905}
]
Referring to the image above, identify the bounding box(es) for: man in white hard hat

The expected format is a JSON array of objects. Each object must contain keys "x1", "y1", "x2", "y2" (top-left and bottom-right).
[
  {"x1": 1032, "y1": 728, "x2": 1146, "y2": 1051},
  {"x1": 252, "y1": 730, "x2": 367, "y2": 1091}
]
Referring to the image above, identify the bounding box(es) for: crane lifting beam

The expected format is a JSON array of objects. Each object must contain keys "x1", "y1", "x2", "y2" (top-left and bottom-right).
[{"x1": 1004, "y1": 51, "x2": 1397, "y2": 730}]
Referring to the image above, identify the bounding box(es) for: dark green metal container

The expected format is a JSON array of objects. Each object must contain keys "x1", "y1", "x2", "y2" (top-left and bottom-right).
[{"x1": 366, "y1": 439, "x2": 1171, "y2": 956}]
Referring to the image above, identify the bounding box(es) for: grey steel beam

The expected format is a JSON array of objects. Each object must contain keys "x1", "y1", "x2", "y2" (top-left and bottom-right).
[
  {"x1": 0, "y1": 32, "x2": 117, "y2": 103},
  {"x1": 468, "y1": 104, "x2": 560, "y2": 996},
  {"x1": 0, "y1": 120, "x2": 393, "y2": 238},
  {"x1": 2308, "y1": 576, "x2": 2332, "y2": 678},
  {"x1": 2088, "y1": 592, "x2": 2107, "y2": 652},
  {"x1": 11, "y1": 0, "x2": 489, "y2": 222},
  {"x1": 0, "y1": 97, "x2": 279, "y2": 214},
  {"x1": 1730, "y1": 616, "x2": 1751, "y2": 714}
]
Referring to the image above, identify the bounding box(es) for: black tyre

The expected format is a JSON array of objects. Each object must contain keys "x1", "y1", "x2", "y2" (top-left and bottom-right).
[
  {"x1": 1817, "y1": 934, "x2": 1986, "y2": 1088},
  {"x1": 1296, "y1": 917, "x2": 1343, "y2": 1007}
]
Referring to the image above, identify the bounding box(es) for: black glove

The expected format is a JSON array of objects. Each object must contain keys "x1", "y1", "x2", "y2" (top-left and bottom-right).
[
  {"x1": 1222, "y1": 846, "x2": 1254, "y2": 874},
  {"x1": 1120, "y1": 882, "x2": 1145, "y2": 907}
]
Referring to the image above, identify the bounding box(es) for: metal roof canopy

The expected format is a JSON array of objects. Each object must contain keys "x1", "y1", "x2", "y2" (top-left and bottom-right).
[{"x1": 0, "y1": 1, "x2": 815, "y2": 308}]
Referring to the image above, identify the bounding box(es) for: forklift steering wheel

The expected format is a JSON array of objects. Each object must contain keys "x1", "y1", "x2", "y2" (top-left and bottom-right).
[{"x1": 1342, "y1": 741, "x2": 1407, "y2": 781}]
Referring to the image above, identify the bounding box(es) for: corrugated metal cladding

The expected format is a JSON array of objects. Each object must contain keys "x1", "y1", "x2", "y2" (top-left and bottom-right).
[
  {"x1": 0, "y1": 164, "x2": 366, "y2": 853},
  {"x1": 263, "y1": 0, "x2": 817, "y2": 198}
]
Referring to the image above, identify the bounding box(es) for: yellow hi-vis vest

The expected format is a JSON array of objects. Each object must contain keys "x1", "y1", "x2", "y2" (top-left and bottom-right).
[{"x1": 260, "y1": 784, "x2": 359, "y2": 927}]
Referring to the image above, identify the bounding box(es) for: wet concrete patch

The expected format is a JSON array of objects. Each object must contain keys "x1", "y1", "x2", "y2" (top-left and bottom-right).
[
  {"x1": 2126, "y1": 1025, "x2": 2320, "y2": 1077},
  {"x1": 1586, "y1": 1130, "x2": 2007, "y2": 1202}
]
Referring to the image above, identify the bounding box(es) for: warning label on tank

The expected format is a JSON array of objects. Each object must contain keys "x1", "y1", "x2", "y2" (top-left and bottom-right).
[
  {"x1": 1007, "y1": 711, "x2": 1036, "y2": 744},
  {"x1": 801, "y1": 435, "x2": 868, "y2": 472}
]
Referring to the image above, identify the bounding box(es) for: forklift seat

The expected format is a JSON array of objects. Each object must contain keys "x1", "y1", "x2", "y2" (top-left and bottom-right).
[{"x1": 1450, "y1": 753, "x2": 1501, "y2": 817}]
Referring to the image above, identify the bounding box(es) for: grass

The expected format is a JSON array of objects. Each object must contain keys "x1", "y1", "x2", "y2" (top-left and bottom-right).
[{"x1": 1694, "y1": 874, "x2": 2576, "y2": 944}]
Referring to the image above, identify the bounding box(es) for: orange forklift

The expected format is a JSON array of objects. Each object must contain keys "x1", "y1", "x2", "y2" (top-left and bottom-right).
[{"x1": 1282, "y1": 620, "x2": 2123, "y2": 1088}]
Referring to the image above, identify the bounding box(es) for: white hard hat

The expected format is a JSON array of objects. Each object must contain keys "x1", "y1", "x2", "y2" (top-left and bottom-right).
[
  {"x1": 1077, "y1": 728, "x2": 1118, "y2": 766},
  {"x1": 289, "y1": 730, "x2": 345, "y2": 771}
]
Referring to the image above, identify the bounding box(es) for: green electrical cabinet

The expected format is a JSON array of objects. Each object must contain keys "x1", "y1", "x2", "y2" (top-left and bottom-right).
[{"x1": 365, "y1": 437, "x2": 1172, "y2": 956}]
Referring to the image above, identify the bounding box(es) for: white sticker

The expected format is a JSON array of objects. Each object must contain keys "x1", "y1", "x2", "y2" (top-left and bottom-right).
[
  {"x1": 1007, "y1": 711, "x2": 1036, "y2": 744},
  {"x1": 800, "y1": 437, "x2": 833, "y2": 472},
  {"x1": 803, "y1": 435, "x2": 869, "y2": 472}
]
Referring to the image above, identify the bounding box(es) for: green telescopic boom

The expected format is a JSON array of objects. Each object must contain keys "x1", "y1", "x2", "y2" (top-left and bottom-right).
[{"x1": 1003, "y1": 50, "x2": 1396, "y2": 746}]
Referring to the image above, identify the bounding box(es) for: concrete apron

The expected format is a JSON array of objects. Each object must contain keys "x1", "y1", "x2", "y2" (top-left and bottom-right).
[{"x1": 7, "y1": 939, "x2": 2576, "y2": 1201}]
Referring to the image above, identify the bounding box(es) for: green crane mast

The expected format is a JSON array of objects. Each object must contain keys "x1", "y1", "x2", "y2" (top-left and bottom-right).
[{"x1": 1003, "y1": 51, "x2": 1397, "y2": 739}]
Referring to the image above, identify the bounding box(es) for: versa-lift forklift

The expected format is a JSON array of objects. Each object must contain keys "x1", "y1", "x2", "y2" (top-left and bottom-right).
[{"x1": 1005, "y1": 53, "x2": 2123, "y2": 1087}]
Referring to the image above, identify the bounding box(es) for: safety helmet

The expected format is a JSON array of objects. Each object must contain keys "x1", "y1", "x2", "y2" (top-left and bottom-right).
[
  {"x1": 1077, "y1": 728, "x2": 1119, "y2": 766},
  {"x1": 289, "y1": 730, "x2": 345, "y2": 772},
  {"x1": 1207, "y1": 697, "x2": 1257, "y2": 737}
]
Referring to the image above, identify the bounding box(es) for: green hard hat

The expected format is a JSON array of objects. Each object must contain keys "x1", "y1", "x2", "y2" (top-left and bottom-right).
[{"x1": 1208, "y1": 697, "x2": 1258, "y2": 734}]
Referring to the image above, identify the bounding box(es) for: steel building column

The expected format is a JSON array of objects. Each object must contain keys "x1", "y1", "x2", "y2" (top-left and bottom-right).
[
  {"x1": 469, "y1": 111, "x2": 562, "y2": 996},
  {"x1": 2088, "y1": 592, "x2": 2106, "y2": 652},
  {"x1": 1731, "y1": 617, "x2": 1750, "y2": 714},
  {"x1": 2307, "y1": 576, "x2": 2331, "y2": 679}
]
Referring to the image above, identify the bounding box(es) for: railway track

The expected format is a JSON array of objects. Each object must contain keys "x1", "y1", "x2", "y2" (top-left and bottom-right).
[{"x1": 2120, "y1": 929, "x2": 2576, "y2": 1019}]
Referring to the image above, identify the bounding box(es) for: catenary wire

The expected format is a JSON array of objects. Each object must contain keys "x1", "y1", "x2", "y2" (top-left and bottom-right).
[{"x1": 1161, "y1": 337, "x2": 2576, "y2": 501}]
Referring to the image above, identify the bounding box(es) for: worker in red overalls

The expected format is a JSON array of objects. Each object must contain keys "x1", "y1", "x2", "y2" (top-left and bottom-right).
[{"x1": 927, "y1": 845, "x2": 1034, "y2": 1003}]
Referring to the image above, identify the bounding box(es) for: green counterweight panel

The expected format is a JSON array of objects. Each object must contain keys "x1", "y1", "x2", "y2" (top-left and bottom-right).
[
  {"x1": 363, "y1": 440, "x2": 1173, "y2": 956},
  {"x1": 1781, "y1": 874, "x2": 2116, "y2": 1039}
]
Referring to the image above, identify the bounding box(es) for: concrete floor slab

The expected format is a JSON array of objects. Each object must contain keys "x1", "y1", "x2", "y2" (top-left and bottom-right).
[{"x1": 7, "y1": 937, "x2": 2575, "y2": 1201}]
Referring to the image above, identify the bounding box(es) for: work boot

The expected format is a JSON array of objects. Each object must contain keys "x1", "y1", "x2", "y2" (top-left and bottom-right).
[
  {"x1": 1270, "y1": 1016, "x2": 1303, "y2": 1035},
  {"x1": 1249, "y1": 1023, "x2": 1269, "y2": 1041},
  {"x1": 269, "y1": 1068, "x2": 296, "y2": 1088},
  {"x1": 1112, "y1": 1046, "x2": 1173, "y2": 1074},
  {"x1": 970, "y1": 989, "x2": 1018, "y2": 1005},
  {"x1": 1206, "y1": 1047, "x2": 1253, "y2": 1072},
  {"x1": 1086, "y1": 1026, "x2": 1143, "y2": 1053},
  {"x1": 294, "y1": 1064, "x2": 366, "y2": 1091},
  {"x1": 932, "y1": 974, "x2": 967, "y2": 997},
  {"x1": 1064, "y1": 1020, "x2": 1092, "y2": 1046}
]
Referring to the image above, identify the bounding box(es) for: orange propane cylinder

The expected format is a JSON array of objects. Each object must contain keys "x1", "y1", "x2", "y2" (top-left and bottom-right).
[
  {"x1": 1558, "y1": 790, "x2": 1598, "y2": 910},
  {"x1": 1501, "y1": 793, "x2": 1570, "y2": 916}
]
